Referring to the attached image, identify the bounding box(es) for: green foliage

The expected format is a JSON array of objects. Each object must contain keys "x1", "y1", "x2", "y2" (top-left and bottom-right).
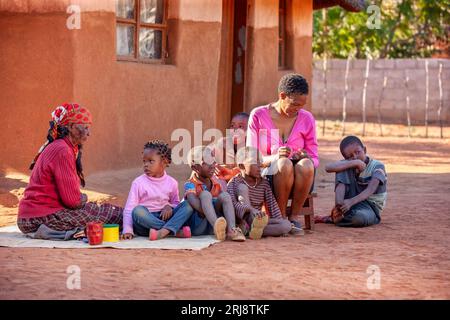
[{"x1": 313, "y1": 0, "x2": 450, "y2": 59}]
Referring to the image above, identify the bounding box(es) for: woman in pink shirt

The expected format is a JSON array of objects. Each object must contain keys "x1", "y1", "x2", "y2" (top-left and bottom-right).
[
  {"x1": 246, "y1": 74, "x2": 318, "y2": 227},
  {"x1": 121, "y1": 140, "x2": 194, "y2": 241}
]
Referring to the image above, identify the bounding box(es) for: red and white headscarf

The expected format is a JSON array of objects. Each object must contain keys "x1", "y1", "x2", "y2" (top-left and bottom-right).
[
  {"x1": 48, "y1": 103, "x2": 92, "y2": 141},
  {"x1": 30, "y1": 103, "x2": 92, "y2": 169}
]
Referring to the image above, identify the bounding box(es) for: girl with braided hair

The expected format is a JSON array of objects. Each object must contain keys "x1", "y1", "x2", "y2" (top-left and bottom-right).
[
  {"x1": 17, "y1": 103, "x2": 123, "y2": 234},
  {"x1": 122, "y1": 140, "x2": 194, "y2": 240}
]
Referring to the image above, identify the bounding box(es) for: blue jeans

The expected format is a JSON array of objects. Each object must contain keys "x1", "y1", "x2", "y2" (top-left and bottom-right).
[
  {"x1": 132, "y1": 201, "x2": 194, "y2": 236},
  {"x1": 336, "y1": 201, "x2": 380, "y2": 228},
  {"x1": 188, "y1": 212, "x2": 214, "y2": 236},
  {"x1": 186, "y1": 199, "x2": 219, "y2": 236}
]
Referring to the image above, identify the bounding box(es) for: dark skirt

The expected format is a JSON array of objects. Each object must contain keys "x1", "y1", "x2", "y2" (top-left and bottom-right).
[{"x1": 17, "y1": 202, "x2": 123, "y2": 234}]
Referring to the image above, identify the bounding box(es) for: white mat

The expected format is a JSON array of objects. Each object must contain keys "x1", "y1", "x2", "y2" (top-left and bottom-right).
[{"x1": 0, "y1": 225, "x2": 219, "y2": 250}]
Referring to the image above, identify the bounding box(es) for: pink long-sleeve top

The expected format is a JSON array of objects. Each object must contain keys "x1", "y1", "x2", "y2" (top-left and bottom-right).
[
  {"x1": 246, "y1": 104, "x2": 319, "y2": 168},
  {"x1": 122, "y1": 172, "x2": 180, "y2": 235}
]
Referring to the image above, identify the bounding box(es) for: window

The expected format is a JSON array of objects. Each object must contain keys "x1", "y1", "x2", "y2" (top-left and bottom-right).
[
  {"x1": 278, "y1": 0, "x2": 286, "y2": 68},
  {"x1": 116, "y1": 0, "x2": 167, "y2": 63}
]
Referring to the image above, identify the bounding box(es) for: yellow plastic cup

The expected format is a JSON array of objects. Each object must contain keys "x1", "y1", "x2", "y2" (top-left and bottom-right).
[{"x1": 102, "y1": 224, "x2": 119, "y2": 242}]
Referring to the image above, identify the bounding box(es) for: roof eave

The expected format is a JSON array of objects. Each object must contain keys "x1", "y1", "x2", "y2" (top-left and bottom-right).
[{"x1": 313, "y1": 0, "x2": 368, "y2": 12}]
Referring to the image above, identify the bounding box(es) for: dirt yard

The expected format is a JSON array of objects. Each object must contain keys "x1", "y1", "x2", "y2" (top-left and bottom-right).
[{"x1": 1, "y1": 136, "x2": 449, "y2": 299}]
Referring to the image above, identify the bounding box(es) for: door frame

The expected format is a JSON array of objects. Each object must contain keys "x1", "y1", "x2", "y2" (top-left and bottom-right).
[{"x1": 215, "y1": 0, "x2": 250, "y2": 132}]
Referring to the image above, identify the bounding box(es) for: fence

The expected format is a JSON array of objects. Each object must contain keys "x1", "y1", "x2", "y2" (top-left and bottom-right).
[{"x1": 312, "y1": 58, "x2": 450, "y2": 138}]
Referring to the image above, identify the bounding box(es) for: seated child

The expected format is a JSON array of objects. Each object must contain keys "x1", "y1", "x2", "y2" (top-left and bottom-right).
[
  {"x1": 214, "y1": 112, "x2": 249, "y2": 183},
  {"x1": 227, "y1": 146, "x2": 302, "y2": 239},
  {"x1": 322, "y1": 135, "x2": 387, "y2": 227},
  {"x1": 122, "y1": 140, "x2": 193, "y2": 240},
  {"x1": 184, "y1": 145, "x2": 246, "y2": 241}
]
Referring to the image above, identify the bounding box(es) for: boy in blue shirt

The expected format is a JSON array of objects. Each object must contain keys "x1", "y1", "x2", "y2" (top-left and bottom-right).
[{"x1": 184, "y1": 146, "x2": 246, "y2": 241}]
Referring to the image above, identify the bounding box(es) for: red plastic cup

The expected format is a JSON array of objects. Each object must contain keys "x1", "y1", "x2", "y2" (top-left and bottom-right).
[{"x1": 86, "y1": 222, "x2": 103, "y2": 245}]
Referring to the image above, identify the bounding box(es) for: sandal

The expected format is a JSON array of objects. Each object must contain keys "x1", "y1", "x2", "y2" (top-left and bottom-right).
[
  {"x1": 175, "y1": 226, "x2": 192, "y2": 238},
  {"x1": 249, "y1": 214, "x2": 269, "y2": 240},
  {"x1": 228, "y1": 227, "x2": 246, "y2": 242},
  {"x1": 149, "y1": 228, "x2": 159, "y2": 241},
  {"x1": 289, "y1": 223, "x2": 305, "y2": 236},
  {"x1": 214, "y1": 217, "x2": 227, "y2": 241},
  {"x1": 290, "y1": 220, "x2": 302, "y2": 229}
]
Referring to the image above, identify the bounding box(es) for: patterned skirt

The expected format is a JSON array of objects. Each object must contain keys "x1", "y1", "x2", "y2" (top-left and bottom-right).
[{"x1": 17, "y1": 202, "x2": 123, "y2": 234}]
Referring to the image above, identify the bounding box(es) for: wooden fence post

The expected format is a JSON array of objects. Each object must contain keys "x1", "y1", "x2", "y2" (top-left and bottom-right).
[{"x1": 362, "y1": 58, "x2": 370, "y2": 136}]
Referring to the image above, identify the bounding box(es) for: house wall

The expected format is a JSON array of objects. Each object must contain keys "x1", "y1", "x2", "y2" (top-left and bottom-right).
[
  {"x1": 245, "y1": 0, "x2": 313, "y2": 112},
  {"x1": 0, "y1": 0, "x2": 314, "y2": 175},
  {"x1": 0, "y1": 4, "x2": 75, "y2": 176}
]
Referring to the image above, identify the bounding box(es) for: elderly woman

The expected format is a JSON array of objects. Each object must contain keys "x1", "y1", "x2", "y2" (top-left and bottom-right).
[
  {"x1": 17, "y1": 103, "x2": 123, "y2": 234},
  {"x1": 246, "y1": 74, "x2": 318, "y2": 227}
]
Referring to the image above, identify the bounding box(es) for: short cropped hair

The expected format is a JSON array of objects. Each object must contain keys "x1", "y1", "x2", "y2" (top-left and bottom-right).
[
  {"x1": 339, "y1": 136, "x2": 364, "y2": 156},
  {"x1": 232, "y1": 112, "x2": 250, "y2": 121},
  {"x1": 278, "y1": 73, "x2": 309, "y2": 96}
]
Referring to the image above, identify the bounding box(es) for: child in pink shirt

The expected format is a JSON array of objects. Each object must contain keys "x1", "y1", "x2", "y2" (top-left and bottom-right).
[{"x1": 122, "y1": 140, "x2": 193, "y2": 241}]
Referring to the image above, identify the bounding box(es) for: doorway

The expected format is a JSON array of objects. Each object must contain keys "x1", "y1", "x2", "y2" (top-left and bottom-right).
[{"x1": 230, "y1": 0, "x2": 248, "y2": 118}]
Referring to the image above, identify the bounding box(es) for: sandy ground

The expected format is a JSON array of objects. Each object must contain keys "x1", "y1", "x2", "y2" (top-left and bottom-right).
[{"x1": 1, "y1": 136, "x2": 449, "y2": 299}]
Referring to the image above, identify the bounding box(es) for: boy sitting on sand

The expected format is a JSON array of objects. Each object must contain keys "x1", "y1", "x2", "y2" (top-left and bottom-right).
[
  {"x1": 227, "y1": 146, "x2": 301, "y2": 239},
  {"x1": 184, "y1": 146, "x2": 246, "y2": 241},
  {"x1": 319, "y1": 135, "x2": 387, "y2": 227}
]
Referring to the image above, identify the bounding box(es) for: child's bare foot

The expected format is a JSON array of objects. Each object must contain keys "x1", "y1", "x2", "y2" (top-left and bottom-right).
[
  {"x1": 214, "y1": 217, "x2": 227, "y2": 241},
  {"x1": 249, "y1": 214, "x2": 269, "y2": 240},
  {"x1": 227, "y1": 227, "x2": 246, "y2": 242},
  {"x1": 149, "y1": 228, "x2": 170, "y2": 241},
  {"x1": 331, "y1": 204, "x2": 344, "y2": 224}
]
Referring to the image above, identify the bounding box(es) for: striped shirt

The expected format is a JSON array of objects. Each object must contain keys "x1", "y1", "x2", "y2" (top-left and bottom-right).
[{"x1": 227, "y1": 174, "x2": 282, "y2": 219}]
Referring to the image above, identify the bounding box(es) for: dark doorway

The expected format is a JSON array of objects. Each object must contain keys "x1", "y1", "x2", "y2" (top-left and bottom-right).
[{"x1": 230, "y1": 0, "x2": 248, "y2": 118}]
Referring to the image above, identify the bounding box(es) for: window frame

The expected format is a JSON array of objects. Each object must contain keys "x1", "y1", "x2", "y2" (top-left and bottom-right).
[{"x1": 116, "y1": 0, "x2": 168, "y2": 64}]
